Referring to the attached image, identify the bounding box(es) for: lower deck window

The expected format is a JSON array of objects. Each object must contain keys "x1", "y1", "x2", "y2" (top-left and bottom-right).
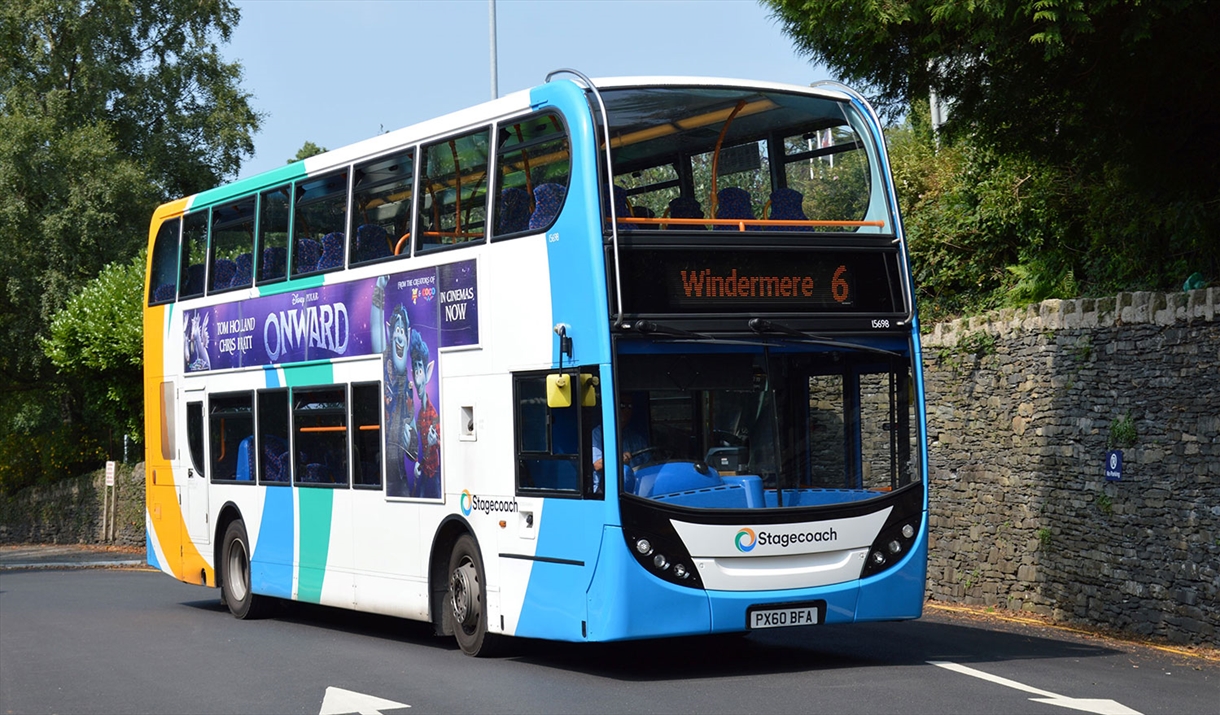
[
  {"x1": 209, "y1": 392, "x2": 254, "y2": 482},
  {"x1": 294, "y1": 388, "x2": 348, "y2": 486}
]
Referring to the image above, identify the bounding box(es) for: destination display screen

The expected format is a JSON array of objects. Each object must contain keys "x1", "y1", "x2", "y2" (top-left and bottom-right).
[{"x1": 616, "y1": 248, "x2": 903, "y2": 316}]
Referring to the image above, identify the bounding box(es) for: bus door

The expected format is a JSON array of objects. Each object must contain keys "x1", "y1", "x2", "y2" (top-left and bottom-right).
[
  {"x1": 182, "y1": 384, "x2": 210, "y2": 544},
  {"x1": 509, "y1": 369, "x2": 605, "y2": 637}
]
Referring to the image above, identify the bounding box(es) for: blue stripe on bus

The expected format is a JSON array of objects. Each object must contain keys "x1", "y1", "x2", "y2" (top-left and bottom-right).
[
  {"x1": 584, "y1": 526, "x2": 712, "y2": 641},
  {"x1": 263, "y1": 365, "x2": 281, "y2": 388},
  {"x1": 251, "y1": 485, "x2": 294, "y2": 599},
  {"x1": 529, "y1": 81, "x2": 613, "y2": 370},
  {"x1": 514, "y1": 497, "x2": 608, "y2": 640},
  {"x1": 145, "y1": 528, "x2": 161, "y2": 572}
]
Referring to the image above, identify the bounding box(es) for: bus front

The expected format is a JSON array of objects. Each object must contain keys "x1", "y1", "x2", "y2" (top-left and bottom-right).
[{"x1": 588, "y1": 80, "x2": 927, "y2": 638}]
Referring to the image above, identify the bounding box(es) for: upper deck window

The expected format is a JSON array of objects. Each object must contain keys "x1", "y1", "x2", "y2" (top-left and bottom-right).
[
  {"x1": 148, "y1": 218, "x2": 180, "y2": 305},
  {"x1": 602, "y1": 87, "x2": 885, "y2": 235},
  {"x1": 179, "y1": 210, "x2": 209, "y2": 299},
  {"x1": 352, "y1": 149, "x2": 415, "y2": 265},
  {"x1": 292, "y1": 171, "x2": 349, "y2": 276},
  {"x1": 417, "y1": 128, "x2": 490, "y2": 253},
  {"x1": 209, "y1": 198, "x2": 256, "y2": 293},
  {"x1": 493, "y1": 113, "x2": 570, "y2": 238}
]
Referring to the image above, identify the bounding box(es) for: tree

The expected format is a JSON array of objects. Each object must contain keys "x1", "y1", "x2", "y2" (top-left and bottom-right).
[
  {"x1": 764, "y1": 0, "x2": 1219, "y2": 303},
  {"x1": 43, "y1": 253, "x2": 145, "y2": 442},
  {"x1": 0, "y1": 0, "x2": 262, "y2": 490},
  {"x1": 290, "y1": 141, "x2": 328, "y2": 163}
]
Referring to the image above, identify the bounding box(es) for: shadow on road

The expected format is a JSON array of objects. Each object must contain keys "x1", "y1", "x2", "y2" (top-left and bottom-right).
[{"x1": 181, "y1": 593, "x2": 1123, "y2": 681}]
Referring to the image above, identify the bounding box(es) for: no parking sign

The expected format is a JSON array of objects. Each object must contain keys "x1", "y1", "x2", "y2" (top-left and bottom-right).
[{"x1": 1104, "y1": 450, "x2": 1123, "y2": 481}]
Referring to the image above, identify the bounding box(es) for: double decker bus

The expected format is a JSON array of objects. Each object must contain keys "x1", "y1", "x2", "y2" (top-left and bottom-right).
[{"x1": 144, "y1": 70, "x2": 927, "y2": 656}]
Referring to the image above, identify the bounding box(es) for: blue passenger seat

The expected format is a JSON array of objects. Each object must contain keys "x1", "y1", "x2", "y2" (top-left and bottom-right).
[
  {"x1": 714, "y1": 187, "x2": 755, "y2": 230},
  {"x1": 497, "y1": 187, "x2": 531, "y2": 234},
  {"x1": 316, "y1": 232, "x2": 345, "y2": 271},
  {"x1": 767, "y1": 188, "x2": 812, "y2": 230},
  {"x1": 529, "y1": 183, "x2": 566, "y2": 230}
]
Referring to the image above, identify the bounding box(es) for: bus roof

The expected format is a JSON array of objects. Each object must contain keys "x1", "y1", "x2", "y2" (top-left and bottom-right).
[{"x1": 160, "y1": 75, "x2": 857, "y2": 216}]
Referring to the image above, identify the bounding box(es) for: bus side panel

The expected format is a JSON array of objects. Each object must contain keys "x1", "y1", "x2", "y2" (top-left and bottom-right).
[
  {"x1": 144, "y1": 202, "x2": 213, "y2": 586},
  {"x1": 512, "y1": 499, "x2": 608, "y2": 641},
  {"x1": 853, "y1": 524, "x2": 928, "y2": 621},
  {"x1": 250, "y1": 485, "x2": 295, "y2": 599},
  {"x1": 585, "y1": 526, "x2": 712, "y2": 641}
]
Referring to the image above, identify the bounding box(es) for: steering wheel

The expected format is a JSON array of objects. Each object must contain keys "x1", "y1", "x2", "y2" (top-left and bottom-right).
[{"x1": 628, "y1": 446, "x2": 669, "y2": 469}]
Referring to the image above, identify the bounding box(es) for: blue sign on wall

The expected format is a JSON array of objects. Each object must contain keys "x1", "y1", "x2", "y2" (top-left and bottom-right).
[{"x1": 1104, "y1": 449, "x2": 1123, "y2": 481}]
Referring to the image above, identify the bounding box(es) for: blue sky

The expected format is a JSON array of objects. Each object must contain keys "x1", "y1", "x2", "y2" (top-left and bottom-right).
[{"x1": 224, "y1": 0, "x2": 830, "y2": 180}]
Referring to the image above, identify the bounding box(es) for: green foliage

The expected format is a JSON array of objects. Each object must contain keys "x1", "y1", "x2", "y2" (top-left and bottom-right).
[
  {"x1": 766, "y1": 0, "x2": 1220, "y2": 319},
  {"x1": 1, "y1": 0, "x2": 261, "y2": 490},
  {"x1": 1108, "y1": 412, "x2": 1138, "y2": 449},
  {"x1": 43, "y1": 254, "x2": 145, "y2": 440},
  {"x1": 1036, "y1": 527, "x2": 1053, "y2": 549},
  {"x1": 1095, "y1": 492, "x2": 1114, "y2": 516},
  {"x1": 290, "y1": 141, "x2": 328, "y2": 163}
]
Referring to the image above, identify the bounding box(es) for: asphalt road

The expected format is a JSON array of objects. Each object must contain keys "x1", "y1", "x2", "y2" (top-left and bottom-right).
[{"x1": 1, "y1": 567, "x2": 1215, "y2": 715}]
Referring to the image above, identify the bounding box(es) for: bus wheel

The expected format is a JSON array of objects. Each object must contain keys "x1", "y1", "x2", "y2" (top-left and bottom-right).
[
  {"x1": 447, "y1": 534, "x2": 502, "y2": 656},
  {"x1": 221, "y1": 520, "x2": 268, "y2": 619}
]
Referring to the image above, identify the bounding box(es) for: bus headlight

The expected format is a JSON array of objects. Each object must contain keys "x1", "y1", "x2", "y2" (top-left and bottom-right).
[{"x1": 636, "y1": 538, "x2": 652, "y2": 555}]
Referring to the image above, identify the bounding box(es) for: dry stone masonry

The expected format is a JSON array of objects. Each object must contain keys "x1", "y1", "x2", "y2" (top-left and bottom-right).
[{"x1": 922, "y1": 289, "x2": 1219, "y2": 645}]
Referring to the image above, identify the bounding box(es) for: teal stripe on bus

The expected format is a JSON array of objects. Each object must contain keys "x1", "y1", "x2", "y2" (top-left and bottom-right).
[
  {"x1": 297, "y1": 488, "x2": 334, "y2": 603},
  {"x1": 190, "y1": 162, "x2": 309, "y2": 209}
]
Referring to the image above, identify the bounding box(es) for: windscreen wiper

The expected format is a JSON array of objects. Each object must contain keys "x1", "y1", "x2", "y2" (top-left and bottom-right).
[
  {"x1": 747, "y1": 318, "x2": 901, "y2": 357},
  {"x1": 626, "y1": 320, "x2": 716, "y2": 341}
]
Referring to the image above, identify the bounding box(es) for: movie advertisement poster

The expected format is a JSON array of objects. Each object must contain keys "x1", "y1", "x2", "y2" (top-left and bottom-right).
[{"x1": 181, "y1": 259, "x2": 478, "y2": 500}]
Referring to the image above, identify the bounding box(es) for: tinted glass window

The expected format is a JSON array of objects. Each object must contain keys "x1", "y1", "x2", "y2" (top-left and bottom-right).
[
  {"x1": 148, "y1": 218, "x2": 180, "y2": 305},
  {"x1": 293, "y1": 388, "x2": 348, "y2": 486},
  {"x1": 179, "y1": 210, "x2": 209, "y2": 299},
  {"x1": 293, "y1": 172, "x2": 348, "y2": 276},
  {"x1": 352, "y1": 150, "x2": 414, "y2": 264},
  {"x1": 351, "y1": 382, "x2": 382, "y2": 488},
  {"x1": 209, "y1": 392, "x2": 254, "y2": 482},
  {"x1": 417, "y1": 128, "x2": 490, "y2": 252},
  {"x1": 494, "y1": 113, "x2": 569, "y2": 237},
  {"x1": 258, "y1": 187, "x2": 290, "y2": 283},
  {"x1": 209, "y1": 198, "x2": 256, "y2": 293},
  {"x1": 258, "y1": 389, "x2": 291, "y2": 484}
]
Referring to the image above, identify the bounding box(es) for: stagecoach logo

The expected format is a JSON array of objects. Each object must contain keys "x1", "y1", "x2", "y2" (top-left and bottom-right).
[
  {"x1": 735, "y1": 528, "x2": 757, "y2": 553},
  {"x1": 460, "y1": 489, "x2": 518, "y2": 517},
  {"x1": 736, "y1": 526, "x2": 840, "y2": 552}
]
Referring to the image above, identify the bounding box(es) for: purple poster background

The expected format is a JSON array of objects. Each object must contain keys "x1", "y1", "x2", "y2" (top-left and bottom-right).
[
  {"x1": 182, "y1": 259, "x2": 478, "y2": 499},
  {"x1": 183, "y1": 259, "x2": 478, "y2": 373}
]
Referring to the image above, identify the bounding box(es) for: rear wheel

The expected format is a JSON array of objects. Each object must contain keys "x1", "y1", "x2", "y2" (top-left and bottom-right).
[
  {"x1": 221, "y1": 520, "x2": 269, "y2": 619},
  {"x1": 447, "y1": 534, "x2": 502, "y2": 656}
]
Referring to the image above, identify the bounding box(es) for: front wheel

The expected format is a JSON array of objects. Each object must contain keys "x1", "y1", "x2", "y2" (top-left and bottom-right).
[
  {"x1": 447, "y1": 534, "x2": 503, "y2": 657},
  {"x1": 221, "y1": 520, "x2": 270, "y2": 619}
]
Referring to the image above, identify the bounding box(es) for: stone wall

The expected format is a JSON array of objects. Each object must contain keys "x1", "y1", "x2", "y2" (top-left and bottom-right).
[
  {"x1": 922, "y1": 289, "x2": 1219, "y2": 645},
  {"x1": 0, "y1": 462, "x2": 145, "y2": 547}
]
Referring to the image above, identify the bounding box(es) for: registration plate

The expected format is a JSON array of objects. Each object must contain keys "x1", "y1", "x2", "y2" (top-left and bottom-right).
[{"x1": 747, "y1": 601, "x2": 824, "y2": 629}]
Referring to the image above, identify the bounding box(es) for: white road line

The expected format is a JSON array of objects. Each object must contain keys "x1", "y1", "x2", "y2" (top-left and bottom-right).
[
  {"x1": 928, "y1": 661, "x2": 1143, "y2": 715},
  {"x1": 319, "y1": 686, "x2": 410, "y2": 715}
]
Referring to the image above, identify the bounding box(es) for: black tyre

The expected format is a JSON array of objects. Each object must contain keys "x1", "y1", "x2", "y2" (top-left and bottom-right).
[
  {"x1": 221, "y1": 520, "x2": 269, "y2": 619},
  {"x1": 447, "y1": 534, "x2": 503, "y2": 657}
]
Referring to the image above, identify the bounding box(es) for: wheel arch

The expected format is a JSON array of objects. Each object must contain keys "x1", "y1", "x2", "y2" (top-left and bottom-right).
[
  {"x1": 213, "y1": 501, "x2": 244, "y2": 590},
  {"x1": 428, "y1": 514, "x2": 477, "y2": 636}
]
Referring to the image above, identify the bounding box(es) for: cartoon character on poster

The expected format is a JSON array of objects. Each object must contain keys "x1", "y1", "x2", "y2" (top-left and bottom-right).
[
  {"x1": 185, "y1": 311, "x2": 211, "y2": 372},
  {"x1": 371, "y1": 272, "x2": 442, "y2": 498},
  {"x1": 371, "y1": 276, "x2": 419, "y2": 496},
  {"x1": 410, "y1": 330, "x2": 439, "y2": 498}
]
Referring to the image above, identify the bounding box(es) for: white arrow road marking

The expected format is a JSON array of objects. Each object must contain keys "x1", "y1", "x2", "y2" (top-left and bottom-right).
[
  {"x1": 929, "y1": 661, "x2": 1142, "y2": 715},
  {"x1": 319, "y1": 686, "x2": 411, "y2": 715}
]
